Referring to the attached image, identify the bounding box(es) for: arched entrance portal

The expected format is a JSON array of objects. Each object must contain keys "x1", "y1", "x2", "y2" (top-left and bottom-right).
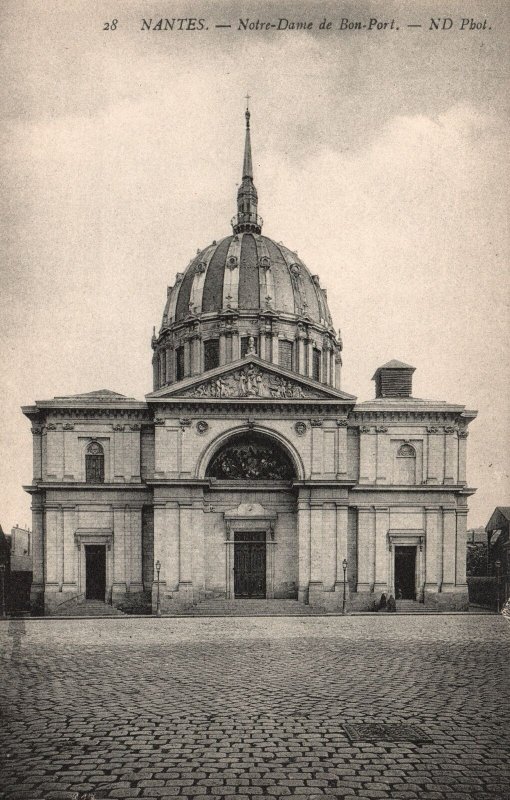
[{"x1": 204, "y1": 431, "x2": 298, "y2": 600}]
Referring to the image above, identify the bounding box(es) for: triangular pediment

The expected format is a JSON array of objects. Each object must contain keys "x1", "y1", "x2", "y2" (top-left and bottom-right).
[{"x1": 146, "y1": 357, "x2": 356, "y2": 402}]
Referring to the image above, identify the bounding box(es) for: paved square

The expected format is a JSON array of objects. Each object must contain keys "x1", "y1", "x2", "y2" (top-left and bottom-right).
[{"x1": 1, "y1": 615, "x2": 509, "y2": 800}]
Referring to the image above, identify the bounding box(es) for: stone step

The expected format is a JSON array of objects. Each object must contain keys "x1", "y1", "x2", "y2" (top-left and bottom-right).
[
  {"x1": 179, "y1": 599, "x2": 320, "y2": 616},
  {"x1": 54, "y1": 600, "x2": 125, "y2": 617}
]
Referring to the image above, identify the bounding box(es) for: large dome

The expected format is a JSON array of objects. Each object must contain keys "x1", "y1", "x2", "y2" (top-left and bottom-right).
[
  {"x1": 151, "y1": 107, "x2": 342, "y2": 392},
  {"x1": 162, "y1": 233, "x2": 332, "y2": 327}
]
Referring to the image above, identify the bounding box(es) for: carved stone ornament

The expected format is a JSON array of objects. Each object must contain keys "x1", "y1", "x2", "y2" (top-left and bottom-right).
[
  {"x1": 180, "y1": 418, "x2": 192, "y2": 429},
  {"x1": 359, "y1": 425, "x2": 371, "y2": 434},
  {"x1": 46, "y1": 423, "x2": 57, "y2": 430},
  {"x1": 295, "y1": 421, "x2": 307, "y2": 436},
  {"x1": 63, "y1": 423, "x2": 74, "y2": 431},
  {"x1": 290, "y1": 263, "x2": 301, "y2": 276},
  {"x1": 112, "y1": 424, "x2": 124, "y2": 432},
  {"x1": 458, "y1": 430, "x2": 469, "y2": 439},
  {"x1": 154, "y1": 417, "x2": 165, "y2": 426},
  {"x1": 336, "y1": 419, "x2": 348, "y2": 427},
  {"x1": 195, "y1": 261, "x2": 206, "y2": 274},
  {"x1": 259, "y1": 256, "x2": 271, "y2": 270},
  {"x1": 187, "y1": 365, "x2": 312, "y2": 400},
  {"x1": 196, "y1": 420, "x2": 209, "y2": 435},
  {"x1": 310, "y1": 418, "x2": 323, "y2": 427},
  {"x1": 130, "y1": 423, "x2": 141, "y2": 431},
  {"x1": 227, "y1": 255, "x2": 238, "y2": 270},
  {"x1": 31, "y1": 426, "x2": 42, "y2": 435},
  {"x1": 427, "y1": 426, "x2": 440, "y2": 434},
  {"x1": 444, "y1": 425, "x2": 457, "y2": 434},
  {"x1": 376, "y1": 425, "x2": 388, "y2": 433}
]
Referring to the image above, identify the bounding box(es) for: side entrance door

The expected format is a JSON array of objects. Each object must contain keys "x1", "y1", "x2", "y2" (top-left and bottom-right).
[
  {"x1": 234, "y1": 532, "x2": 266, "y2": 598},
  {"x1": 394, "y1": 546, "x2": 417, "y2": 600},
  {"x1": 85, "y1": 545, "x2": 106, "y2": 600}
]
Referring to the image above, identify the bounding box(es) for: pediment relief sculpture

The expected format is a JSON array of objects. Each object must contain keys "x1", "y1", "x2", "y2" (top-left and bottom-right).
[{"x1": 186, "y1": 365, "x2": 319, "y2": 399}]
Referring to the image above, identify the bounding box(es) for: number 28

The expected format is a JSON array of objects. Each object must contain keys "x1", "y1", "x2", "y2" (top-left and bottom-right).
[{"x1": 103, "y1": 19, "x2": 118, "y2": 30}]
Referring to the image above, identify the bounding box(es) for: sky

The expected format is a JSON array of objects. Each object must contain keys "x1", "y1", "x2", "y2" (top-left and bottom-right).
[{"x1": 1, "y1": 0, "x2": 509, "y2": 529}]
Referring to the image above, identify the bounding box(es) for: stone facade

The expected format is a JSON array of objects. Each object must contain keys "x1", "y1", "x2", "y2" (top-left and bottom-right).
[{"x1": 21, "y1": 109, "x2": 477, "y2": 615}]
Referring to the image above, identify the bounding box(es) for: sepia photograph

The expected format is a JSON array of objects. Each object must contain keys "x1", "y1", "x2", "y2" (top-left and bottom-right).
[{"x1": 1, "y1": 1, "x2": 509, "y2": 798}]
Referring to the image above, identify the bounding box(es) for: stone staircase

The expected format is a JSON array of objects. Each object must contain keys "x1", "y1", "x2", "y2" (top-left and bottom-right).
[
  {"x1": 54, "y1": 599, "x2": 125, "y2": 617},
  {"x1": 395, "y1": 599, "x2": 434, "y2": 613},
  {"x1": 178, "y1": 599, "x2": 322, "y2": 616}
]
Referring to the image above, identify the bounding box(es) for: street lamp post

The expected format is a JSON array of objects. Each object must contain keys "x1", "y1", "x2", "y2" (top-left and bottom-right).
[
  {"x1": 0, "y1": 564, "x2": 5, "y2": 618},
  {"x1": 155, "y1": 559, "x2": 161, "y2": 617},
  {"x1": 342, "y1": 558, "x2": 348, "y2": 614},
  {"x1": 495, "y1": 559, "x2": 501, "y2": 614}
]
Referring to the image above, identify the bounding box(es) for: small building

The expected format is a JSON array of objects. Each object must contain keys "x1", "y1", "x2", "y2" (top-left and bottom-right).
[{"x1": 486, "y1": 507, "x2": 510, "y2": 607}]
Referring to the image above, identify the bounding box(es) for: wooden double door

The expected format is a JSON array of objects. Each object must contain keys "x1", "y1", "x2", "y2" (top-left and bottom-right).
[{"x1": 234, "y1": 531, "x2": 266, "y2": 598}]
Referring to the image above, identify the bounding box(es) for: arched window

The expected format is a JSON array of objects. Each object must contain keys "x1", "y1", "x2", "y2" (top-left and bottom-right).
[
  {"x1": 86, "y1": 441, "x2": 105, "y2": 483},
  {"x1": 206, "y1": 432, "x2": 295, "y2": 481},
  {"x1": 396, "y1": 442, "x2": 416, "y2": 485}
]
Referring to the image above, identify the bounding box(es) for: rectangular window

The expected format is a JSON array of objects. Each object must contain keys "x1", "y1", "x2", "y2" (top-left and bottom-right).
[
  {"x1": 278, "y1": 340, "x2": 293, "y2": 371},
  {"x1": 176, "y1": 346, "x2": 185, "y2": 381},
  {"x1": 312, "y1": 348, "x2": 321, "y2": 381},
  {"x1": 241, "y1": 336, "x2": 258, "y2": 358},
  {"x1": 204, "y1": 338, "x2": 220, "y2": 371}
]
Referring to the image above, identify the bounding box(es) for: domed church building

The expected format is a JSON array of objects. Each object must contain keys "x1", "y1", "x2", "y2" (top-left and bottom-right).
[{"x1": 23, "y1": 108, "x2": 477, "y2": 615}]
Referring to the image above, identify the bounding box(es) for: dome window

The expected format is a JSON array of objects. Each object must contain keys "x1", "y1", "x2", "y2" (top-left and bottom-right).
[
  {"x1": 312, "y1": 348, "x2": 321, "y2": 382},
  {"x1": 279, "y1": 340, "x2": 294, "y2": 371},
  {"x1": 176, "y1": 346, "x2": 185, "y2": 381},
  {"x1": 204, "y1": 339, "x2": 220, "y2": 372}
]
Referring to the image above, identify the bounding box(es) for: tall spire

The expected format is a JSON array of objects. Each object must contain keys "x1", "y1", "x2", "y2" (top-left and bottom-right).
[
  {"x1": 232, "y1": 100, "x2": 262, "y2": 235},
  {"x1": 243, "y1": 105, "x2": 253, "y2": 179}
]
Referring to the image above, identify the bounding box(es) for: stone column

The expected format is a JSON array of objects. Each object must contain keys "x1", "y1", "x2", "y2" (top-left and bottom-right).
[
  {"x1": 152, "y1": 353, "x2": 159, "y2": 390},
  {"x1": 359, "y1": 427, "x2": 375, "y2": 483},
  {"x1": 442, "y1": 508, "x2": 456, "y2": 590},
  {"x1": 129, "y1": 507, "x2": 143, "y2": 592},
  {"x1": 31, "y1": 426, "x2": 43, "y2": 482},
  {"x1": 307, "y1": 341, "x2": 314, "y2": 378},
  {"x1": 456, "y1": 508, "x2": 468, "y2": 587},
  {"x1": 112, "y1": 505, "x2": 127, "y2": 598},
  {"x1": 297, "y1": 335, "x2": 306, "y2": 375},
  {"x1": 308, "y1": 501, "x2": 324, "y2": 606},
  {"x1": 311, "y1": 419, "x2": 323, "y2": 477},
  {"x1": 374, "y1": 506, "x2": 389, "y2": 594},
  {"x1": 62, "y1": 506, "x2": 77, "y2": 593},
  {"x1": 297, "y1": 490, "x2": 311, "y2": 604},
  {"x1": 191, "y1": 334, "x2": 201, "y2": 375},
  {"x1": 426, "y1": 430, "x2": 443, "y2": 484},
  {"x1": 232, "y1": 329, "x2": 241, "y2": 361},
  {"x1": 30, "y1": 499, "x2": 44, "y2": 611},
  {"x1": 178, "y1": 503, "x2": 194, "y2": 604},
  {"x1": 334, "y1": 355, "x2": 342, "y2": 389},
  {"x1": 334, "y1": 504, "x2": 349, "y2": 599},
  {"x1": 219, "y1": 332, "x2": 227, "y2": 365},
  {"x1": 444, "y1": 428, "x2": 457, "y2": 483},
  {"x1": 336, "y1": 420, "x2": 348, "y2": 479},
  {"x1": 330, "y1": 351, "x2": 335, "y2": 387},
  {"x1": 424, "y1": 506, "x2": 439, "y2": 593},
  {"x1": 166, "y1": 344, "x2": 174, "y2": 384},
  {"x1": 183, "y1": 338, "x2": 191, "y2": 377},
  {"x1": 458, "y1": 430, "x2": 468, "y2": 483},
  {"x1": 45, "y1": 507, "x2": 59, "y2": 590},
  {"x1": 356, "y1": 506, "x2": 373, "y2": 593},
  {"x1": 271, "y1": 333, "x2": 279, "y2": 364},
  {"x1": 129, "y1": 426, "x2": 141, "y2": 481}
]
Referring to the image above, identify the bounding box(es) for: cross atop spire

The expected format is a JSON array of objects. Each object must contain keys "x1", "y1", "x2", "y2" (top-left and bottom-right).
[{"x1": 232, "y1": 101, "x2": 262, "y2": 235}]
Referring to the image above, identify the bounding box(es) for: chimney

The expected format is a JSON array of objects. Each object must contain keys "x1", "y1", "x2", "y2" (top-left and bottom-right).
[{"x1": 372, "y1": 360, "x2": 415, "y2": 398}]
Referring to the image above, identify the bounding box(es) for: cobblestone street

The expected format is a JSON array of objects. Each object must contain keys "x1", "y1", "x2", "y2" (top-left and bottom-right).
[{"x1": 1, "y1": 616, "x2": 509, "y2": 800}]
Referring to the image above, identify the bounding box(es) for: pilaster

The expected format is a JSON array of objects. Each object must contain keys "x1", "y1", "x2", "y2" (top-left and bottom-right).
[
  {"x1": 297, "y1": 491, "x2": 311, "y2": 604},
  {"x1": 374, "y1": 506, "x2": 389, "y2": 593},
  {"x1": 424, "y1": 506, "x2": 439, "y2": 591},
  {"x1": 455, "y1": 509, "x2": 468, "y2": 586},
  {"x1": 356, "y1": 506, "x2": 373, "y2": 593},
  {"x1": 442, "y1": 508, "x2": 456, "y2": 590}
]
